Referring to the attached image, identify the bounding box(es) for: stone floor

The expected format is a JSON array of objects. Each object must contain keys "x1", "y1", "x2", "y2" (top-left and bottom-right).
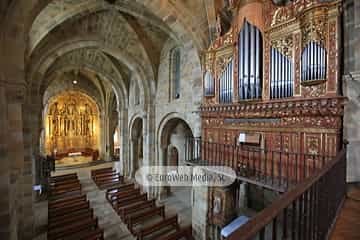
[{"x1": 33, "y1": 162, "x2": 192, "y2": 240}]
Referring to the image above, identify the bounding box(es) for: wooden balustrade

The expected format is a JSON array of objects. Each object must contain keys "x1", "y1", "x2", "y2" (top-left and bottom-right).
[
  {"x1": 185, "y1": 137, "x2": 334, "y2": 191},
  {"x1": 225, "y1": 147, "x2": 346, "y2": 240}
]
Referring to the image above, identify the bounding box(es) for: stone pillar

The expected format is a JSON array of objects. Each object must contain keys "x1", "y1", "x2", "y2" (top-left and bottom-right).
[
  {"x1": 100, "y1": 112, "x2": 107, "y2": 160},
  {"x1": 343, "y1": 72, "x2": 360, "y2": 182},
  {"x1": 192, "y1": 185, "x2": 209, "y2": 240},
  {"x1": 1, "y1": 84, "x2": 35, "y2": 239},
  {"x1": 158, "y1": 146, "x2": 168, "y2": 199},
  {"x1": 0, "y1": 85, "x2": 12, "y2": 239}
]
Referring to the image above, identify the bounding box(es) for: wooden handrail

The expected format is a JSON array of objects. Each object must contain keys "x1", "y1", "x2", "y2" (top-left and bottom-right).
[{"x1": 226, "y1": 148, "x2": 346, "y2": 240}]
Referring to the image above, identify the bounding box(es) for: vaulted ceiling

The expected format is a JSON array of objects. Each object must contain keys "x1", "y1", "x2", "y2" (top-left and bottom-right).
[{"x1": 26, "y1": 0, "x2": 212, "y2": 107}]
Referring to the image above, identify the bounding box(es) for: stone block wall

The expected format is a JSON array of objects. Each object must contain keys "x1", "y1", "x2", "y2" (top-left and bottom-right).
[{"x1": 343, "y1": 0, "x2": 360, "y2": 182}]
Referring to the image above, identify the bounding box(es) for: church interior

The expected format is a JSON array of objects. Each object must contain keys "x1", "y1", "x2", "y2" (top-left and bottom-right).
[{"x1": 0, "y1": 0, "x2": 360, "y2": 239}]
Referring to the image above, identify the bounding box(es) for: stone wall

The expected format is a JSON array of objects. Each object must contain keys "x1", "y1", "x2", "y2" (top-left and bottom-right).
[{"x1": 343, "y1": 0, "x2": 360, "y2": 182}]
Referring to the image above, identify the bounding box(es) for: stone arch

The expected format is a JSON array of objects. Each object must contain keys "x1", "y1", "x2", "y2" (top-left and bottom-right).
[
  {"x1": 26, "y1": 0, "x2": 209, "y2": 58},
  {"x1": 157, "y1": 114, "x2": 194, "y2": 199}
]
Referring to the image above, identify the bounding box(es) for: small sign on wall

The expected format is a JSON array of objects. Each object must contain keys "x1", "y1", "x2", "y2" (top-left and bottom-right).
[{"x1": 237, "y1": 132, "x2": 261, "y2": 145}]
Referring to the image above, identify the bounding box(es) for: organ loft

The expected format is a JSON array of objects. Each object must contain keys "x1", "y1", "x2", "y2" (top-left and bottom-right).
[{"x1": 0, "y1": 1, "x2": 359, "y2": 240}]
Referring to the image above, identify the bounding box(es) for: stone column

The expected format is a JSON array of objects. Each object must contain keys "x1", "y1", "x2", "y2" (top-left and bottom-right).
[
  {"x1": 2, "y1": 83, "x2": 34, "y2": 239},
  {"x1": 0, "y1": 85, "x2": 12, "y2": 239},
  {"x1": 192, "y1": 185, "x2": 209, "y2": 240},
  {"x1": 158, "y1": 146, "x2": 168, "y2": 199},
  {"x1": 343, "y1": 72, "x2": 360, "y2": 182}
]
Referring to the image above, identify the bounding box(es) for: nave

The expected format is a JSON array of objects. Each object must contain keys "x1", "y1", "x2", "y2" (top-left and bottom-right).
[{"x1": 33, "y1": 163, "x2": 192, "y2": 240}]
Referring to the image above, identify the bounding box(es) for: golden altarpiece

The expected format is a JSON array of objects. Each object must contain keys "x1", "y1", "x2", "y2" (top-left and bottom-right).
[
  {"x1": 200, "y1": 0, "x2": 345, "y2": 230},
  {"x1": 45, "y1": 91, "x2": 100, "y2": 158}
]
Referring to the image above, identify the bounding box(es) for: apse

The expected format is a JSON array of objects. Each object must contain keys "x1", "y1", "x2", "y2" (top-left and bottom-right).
[{"x1": 44, "y1": 91, "x2": 100, "y2": 162}]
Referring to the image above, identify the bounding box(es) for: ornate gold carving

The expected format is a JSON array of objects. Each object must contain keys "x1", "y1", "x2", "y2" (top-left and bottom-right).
[
  {"x1": 216, "y1": 55, "x2": 233, "y2": 78},
  {"x1": 301, "y1": 82, "x2": 326, "y2": 97},
  {"x1": 45, "y1": 91, "x2": 99, "y2": 155},
  {"x1": 271, "y1": 36, "x2": 293, "y2": 58},
  {"x1": 271, "y1": 0, "x2": 317, "y2": 27},
  {"x1": 301, "y1": 16, "x2": 327, "y2": 46},
  {"x1": 205, "y1": 52, "x2": 215, "y2": 73}
]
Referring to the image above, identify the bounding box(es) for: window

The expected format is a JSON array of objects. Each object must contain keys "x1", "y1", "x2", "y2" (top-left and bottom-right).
[
  {"x1": 134, "y1": 82, "x2": 140, "y2": 105},
  {"x1": 204, "y1": 71, "x2": 215, "y2": 96},
  {"x1": 238, "y1": 20, "x2": 263, "y2": 100},
  {"x1": 301, "y1": 41, "x2": 327, "y2": 82},
  {"x1": 170, "y1": 47, "x2": 181, "y2": 99},
  {"x1": 270, "y1": 47, "x2": 293, "y2": 99},
  {"x1": 219, "y1": 59, "x2": 233, "y2": 103}
]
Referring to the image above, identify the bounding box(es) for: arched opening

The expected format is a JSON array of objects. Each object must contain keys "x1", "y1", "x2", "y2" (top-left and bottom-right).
[
  {"x1": 44, "y1": 91, "x2": 100, "y2": 167},
  {"x1": 130, "y1": 117, "x2": 143, "y2": 176},
  {"x1": 159, "y1": 117, "x2": 193, "y2": 199},
  {"x1": 113, "y1": 125, "x2": 120, "y2": 160}
]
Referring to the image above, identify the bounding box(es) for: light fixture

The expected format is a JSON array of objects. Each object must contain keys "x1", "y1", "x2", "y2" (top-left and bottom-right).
[{"x1": 73, "y1": 70, "x2": 79, "y2": 84}]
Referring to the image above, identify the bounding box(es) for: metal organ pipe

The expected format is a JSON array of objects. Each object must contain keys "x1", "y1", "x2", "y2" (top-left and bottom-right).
[
  {"x1": 270, "y1": 47, "x2": 294, "y2": 99},
  {"x1": 301, "y1": 41, "x2": 327, "y2": 82},
  {"x1": 219, "y1": 59, "x2": 233, "y2": 103},
  {"x1": 239, "y1": 27, "x2": 244, "y2": 100},
  {"x1": 255, "y1": 29, "x2": 260, "y2": 98},
  {"x1": 238, "y1": 20, "x2": 263, "y2": 100}
]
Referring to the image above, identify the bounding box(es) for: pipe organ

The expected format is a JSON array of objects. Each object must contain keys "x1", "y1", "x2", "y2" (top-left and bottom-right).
[
  {"x1": 219, "y1": 59, "x2": 234, "y2": 103},
  {"x1": 270, "y1": 47, "x2": 293, "y2": 99},
  {"x1": 238, "y1": 20, "x2": 263, "y2": 100},
  {"x1": 301, "y1": 41, "x2": 327, "y2": 82},
  {"x1": 201, "y1": 0, "x2": 344, "y2": 157}
]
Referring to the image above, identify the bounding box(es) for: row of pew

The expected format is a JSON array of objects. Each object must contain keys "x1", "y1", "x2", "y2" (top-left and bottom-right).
[
  {"x1": 91, "y1": 167, "x2": 124, "y2": 189},
  {"x1": 92, "y1": 167, "x2": 194, "y2": 240},
  {"x1": 47, "y1": 173, "x2": 104, "y2": 240}
]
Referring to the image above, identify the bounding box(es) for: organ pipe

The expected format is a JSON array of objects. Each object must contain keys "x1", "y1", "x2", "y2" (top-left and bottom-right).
[
  {"x1": 238, "y1": 20, "x2": 263, "y2": 100},
  {"x1": 302, "y1": 41, "x2": 327, "y2": 81},
  {"x1": 270, "y1": 47, "x2": 294, "y2": 99},
  {"x1": 219, "y1": 59, "x2": 233, "y2": 103},
  {"x1": 204, "y1": 71, "x2": 215, "y2": 96}
]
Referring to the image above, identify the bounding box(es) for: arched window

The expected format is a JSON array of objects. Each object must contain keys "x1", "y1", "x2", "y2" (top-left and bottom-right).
[
  {"x1": 238, "y1": 20, "x2": 263, "y2": 100},
  {"x1": 301, "y1": 41, "x2": 327, "y2": 81},
  {"x1": 270, "y1": 47, "x2": 294, "y2": 99},
  {"x1": 219, "y1": 58, "x2": 233, "y2": 103},
  {"x1": 204, "y1": 71, "x2": 215, "y2": 96},
  {"x1": 134, "y1": 82, "x2": 140, "y2": 105},
  {"x1": 170, "y1": 47, "x2": 181, "y2": 99}
]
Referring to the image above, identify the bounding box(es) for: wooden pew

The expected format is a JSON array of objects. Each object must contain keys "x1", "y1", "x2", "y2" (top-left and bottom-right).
[
  {"x1": 136, "y1": 215, "x2": 179, "y2": 240},
  {"x1": 50, "y1": 184, "x2": 82, "y2": 197},
  {"x1": 49, "y1": 194, "x2": 86, "y2": 209},
  {"x1": 91, "y1": 167, "x2": 113, "y2": 178},
  {"x1": 50, "y1": 178, "x2": 80, "y2": 188},
  {"x1": 118, "y1": 199, "x2": 156, "y2": 220},
  {"x1": 106, "y1": 183, "x2": 136, "y2": 200},
  {"x1": 94, "y1": 172, "x2": 122, "y2": 181},
  {"x1": 50, "y1": 173, "x2": 78, "y2": 183},
  {"x1": 93, "y1": 171, "x2": 117, "y2": 180},
  {"x1": 95, "y1": 174, "x2": 123, "y2": 184},
  {"x1": 48, "y1": 208, "x2": 94, "y2": 229},
  {"x1": 108, "y1": 188, "x2": 141, "y2": 203},
  {"x1": 112, "y1": 193, "x2": 148, "y2": 209},
  {"x1": 50, "y1": 181, "x2": 81, "y2": 192},
  {"x1": 49, "y1": 201, "x2": 90, "y2": 219},
  {"x1": 158, "y1": 226, "x2": 194, "y2": 240},
  {"x1": 71, "y1": 228, "x2": 104, "y2": 240},
  {"x1": 127, "y1": 206, "x2": 166, "y2": 233},
  {"x1": 47, "y1": 217, "x2": 98, "y2": 240},
  {"x1": 49, "y1": 197, "x2": 87, "y2": 211}
]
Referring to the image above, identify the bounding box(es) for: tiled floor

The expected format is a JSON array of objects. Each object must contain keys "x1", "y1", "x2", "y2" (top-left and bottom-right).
[{"x1": 33, "y1": 162, "x2": 192, "y2": 240}]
